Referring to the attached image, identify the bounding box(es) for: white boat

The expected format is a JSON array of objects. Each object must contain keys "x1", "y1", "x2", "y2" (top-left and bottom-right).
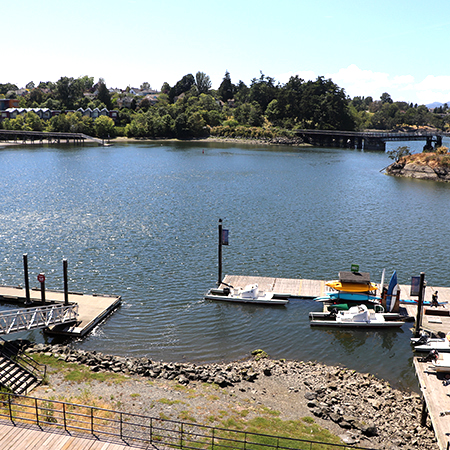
[
  {"x1": 412, "y1": 333, "x2": 450, "y2": 353},
  {"x1": 309, "y1": 304, "x2": 404, "y2": 328},
  {"x1": 205, "y1": 284, "x2": 289, "y2": 306}
]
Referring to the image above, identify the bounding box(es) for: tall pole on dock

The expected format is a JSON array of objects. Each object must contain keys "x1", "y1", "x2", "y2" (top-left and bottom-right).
[
  {"x1": 218, "y1": 218, "x2": 223, "y2": 286},
  {"x1": 414, "y1": 272, "x2": 426, "y2": 338},
  {"x1": 63, "y1": 259, "x2": 69, "y2": 306},
  {"x1": 23, "y1": 254, "x2": 30, "y2": 304}
]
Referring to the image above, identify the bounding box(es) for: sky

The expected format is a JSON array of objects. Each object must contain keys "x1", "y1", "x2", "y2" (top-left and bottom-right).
[{"x1": 4, "y1": 0, "x2": 450, "y2": 105}]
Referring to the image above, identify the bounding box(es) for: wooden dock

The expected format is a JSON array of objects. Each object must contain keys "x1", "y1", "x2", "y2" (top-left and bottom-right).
[
  {"x1": 414, "y1": 357, "x2": 450, "y2": 450},
  {"x1": 222, "y1": 275, "x2": 450, "y2": 333},
  {"x1": 0, "y1": 285, "x2": 121, "y2": 337},
  {"x1": 0, "y1": 420, "x2": 147, "y2": 450}
]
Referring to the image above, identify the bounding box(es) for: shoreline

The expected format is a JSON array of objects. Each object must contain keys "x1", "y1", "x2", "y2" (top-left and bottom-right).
[
  {"x1": 0, "y1": 134, "x2": 311, "y2": 148},
  {"x1": 27, "y1": 343, "x2": 438, "y2": 450}
]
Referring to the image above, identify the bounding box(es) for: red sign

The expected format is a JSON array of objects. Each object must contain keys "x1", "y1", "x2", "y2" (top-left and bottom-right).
[{"x1": 37, "y1": 274, "x2": 45, "y2": 283}]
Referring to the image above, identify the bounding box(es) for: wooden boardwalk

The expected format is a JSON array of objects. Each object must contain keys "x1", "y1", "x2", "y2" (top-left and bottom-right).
[
  {"x1": 0, "y1": 421, "x2": 153, "y2": 450},
  {"x1": 0, "y1": 286, "x2": 121, "y2": 337},
  {"x1": 414, "y1": 358, "x2": 450, "y2": 450}
]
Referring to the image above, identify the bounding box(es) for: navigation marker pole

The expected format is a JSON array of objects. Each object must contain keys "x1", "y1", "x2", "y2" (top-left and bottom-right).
[{"x1": 217, "y1": 219, "x2": 229, "y2": 286}]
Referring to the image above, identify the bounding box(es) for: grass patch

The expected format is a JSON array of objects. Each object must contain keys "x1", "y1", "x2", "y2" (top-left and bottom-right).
[
  {"x1": 215, "y1": 416, "x2": 343, "y2": 449},
  {"x1": 178, "y1": 410, "x2": 197, "y2": 422},
  {"x1": 31, "y1": 353, "x2": 128, "y2": 384}
]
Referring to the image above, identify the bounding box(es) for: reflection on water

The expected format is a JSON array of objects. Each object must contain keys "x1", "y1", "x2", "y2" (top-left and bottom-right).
[{"x1": 1, "y1": 140, "x2": 449, "y2": 391}]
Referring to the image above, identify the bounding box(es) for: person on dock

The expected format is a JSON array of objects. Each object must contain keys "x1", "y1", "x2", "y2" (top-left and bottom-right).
[{"x1": 431, "y1": 291, "x2": 439, "y2": 307}]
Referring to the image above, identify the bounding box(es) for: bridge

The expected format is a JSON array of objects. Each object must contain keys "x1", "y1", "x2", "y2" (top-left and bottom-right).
[
  {"x1": 0, "y1": 304, "x2": 78, "y2": 335},
  {"x1": 295, "y1": 129, "x2": 450, "y2": 151},
  {"x1": 0, "y1": 129, "x2": 105, "y2": 145}
]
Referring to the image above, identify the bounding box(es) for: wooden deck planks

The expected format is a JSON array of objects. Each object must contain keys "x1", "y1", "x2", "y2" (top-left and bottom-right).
[
  {"x1": 0, "y1": 286, "x2": 121, "y2": 338},
  {"x1": 414, "y1": 358, "x2": 450, "y2": 450},
  {"x1": 0, "y1": 421, "x2": 149, "y2": 449}
]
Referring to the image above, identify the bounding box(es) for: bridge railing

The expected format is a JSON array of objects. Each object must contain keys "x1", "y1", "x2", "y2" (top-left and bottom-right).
[{"x1": 0, "y1": 304, "x2": 78, "y2": 335}]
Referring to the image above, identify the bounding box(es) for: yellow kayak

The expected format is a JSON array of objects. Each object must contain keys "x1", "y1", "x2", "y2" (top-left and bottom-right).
[{"x1": 326, "y1": 280, "x2": 378, "y2": 293}]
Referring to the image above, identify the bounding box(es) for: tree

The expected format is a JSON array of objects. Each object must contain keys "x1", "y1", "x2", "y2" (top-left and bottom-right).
[
  {"x1": 380, "y1": 92, "x2": 393, "y2": 104},
  {"x1": 388, "y1": 146, "x2": 410, "y2": 162},
  {"x1": 97, "y1": 78, "x2": 112, "y2": 109},
  {"x1": 94, "y1": 115, "x2": 115, "y2": 139},
  {"x1": 0, "y1": 83, "x2": 18, "y2": 95},
  {"x1": 169, "y1": 74, "x2": 195, "y2": 103},
  {"x1": 249, "y1": 72, "x2": 278, "y2": 112},
  {"x1": 26, "y1": 81, "x2": 35, "y2": 90},
  {"x1": 217, "y1": 71, "x2": 234, "y2": 102},
  {"x1": 195, "y1": 71, "x2": 211, "y2": 95},
  {"x1": 140, "y1": 82, "x2": 151, "y2": 90}
]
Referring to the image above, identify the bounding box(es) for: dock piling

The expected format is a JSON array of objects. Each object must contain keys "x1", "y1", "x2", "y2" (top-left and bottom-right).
[
  {"x1": 63, "y1": 259, "x2": 69, "y2": 306},
  {"x1": 414, "y1": 272, "x2": 426, "y2": 338},
  {"x1": 23, "y1": 254, "x2": 30, "y2": 305}
]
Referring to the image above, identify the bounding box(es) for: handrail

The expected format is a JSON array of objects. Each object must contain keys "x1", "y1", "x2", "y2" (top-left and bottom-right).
[
  {"x1": 0, "y1": 392, "x2": 377, "y2": 450},
  {"x1": 0, "y1": 339, "x2": 46, "y2": 383},
  {"x1": 0, "y1": 304, "x2": 78, "y2": 335}
]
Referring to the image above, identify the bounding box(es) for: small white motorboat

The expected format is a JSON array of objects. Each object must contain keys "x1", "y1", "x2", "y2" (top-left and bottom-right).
[
  {"x1": 412, "y1": 332, "x2": 450, "y2": 353},
  {"x1": 309, "y1": 304, "x2": 404, "y2": 328},
  {"x1": 205, "y1": 284, "x2": 289, "y2": 306}
]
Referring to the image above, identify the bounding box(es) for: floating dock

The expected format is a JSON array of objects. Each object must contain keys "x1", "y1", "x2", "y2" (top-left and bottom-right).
[
  {"x1": 222, "y1": 275, "x2": 450, "y2": 332},
  {"x1": 0, "y1": 285, "x2": 121, "y2": 337}
]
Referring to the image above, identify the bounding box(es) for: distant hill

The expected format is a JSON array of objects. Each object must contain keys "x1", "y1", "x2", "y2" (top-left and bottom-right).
[{"x1": 427, "y1": 101, "x2": 450, "y2": 109}]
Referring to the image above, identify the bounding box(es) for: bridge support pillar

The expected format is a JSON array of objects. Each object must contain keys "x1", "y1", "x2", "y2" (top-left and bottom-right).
[
  {"x1": 356, "y1": 137, "x2": 363, "y2": 150},
  {"x1": 424, "y1": 137, "x2": 434, "y2": 152},
  {"x1": 364, "y1": 138, "x2": 386, "y2": 151}
]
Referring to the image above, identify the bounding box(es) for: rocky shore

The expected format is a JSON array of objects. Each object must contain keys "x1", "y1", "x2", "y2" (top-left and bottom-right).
[
  {"x1": 386, "y1": 161, "x2": 450, "y2": 182},
  {"x1": 26, "y1": 343, "x2": 437, "y2": 450}
]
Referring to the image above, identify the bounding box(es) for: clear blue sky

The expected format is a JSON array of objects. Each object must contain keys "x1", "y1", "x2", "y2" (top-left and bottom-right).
[{"x1": 4, "y1": 0, "x2": 450, "y2": 105}]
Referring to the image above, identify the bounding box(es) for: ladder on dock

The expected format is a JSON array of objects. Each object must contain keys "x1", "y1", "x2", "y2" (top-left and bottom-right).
[{"x1": 0, "y1": 304, "x2": 78, "y2": 335}]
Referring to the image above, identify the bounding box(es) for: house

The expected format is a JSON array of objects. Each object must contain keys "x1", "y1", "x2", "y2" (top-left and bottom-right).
[{"x1": 0, "y1": 99, "x2": 19, "y2": 111}]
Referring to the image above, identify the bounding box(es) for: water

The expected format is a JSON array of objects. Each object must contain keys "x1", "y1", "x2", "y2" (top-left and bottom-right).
[{"x1": 1, "y1": 139, "x2": 449, "y2": 392}]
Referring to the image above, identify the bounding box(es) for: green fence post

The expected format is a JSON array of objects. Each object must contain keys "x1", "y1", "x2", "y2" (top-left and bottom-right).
[
  {"x1": 212, "y1": 428, "x2": 215, "y2": 450},
  {"x1": 180, "y1": 423, "x2": 183, "y2": 449},
  {"x1": 91, "y1": 408, "x2": 94, "y2": 434}
]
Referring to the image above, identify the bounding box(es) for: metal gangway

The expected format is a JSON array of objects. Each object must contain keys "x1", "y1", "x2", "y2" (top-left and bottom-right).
[{"x1": 0, "y1": 304, "x2": 78, "y2": 335}]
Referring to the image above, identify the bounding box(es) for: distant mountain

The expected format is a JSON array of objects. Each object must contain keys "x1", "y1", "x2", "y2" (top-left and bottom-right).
[{"x1": 427, "y1": 101, "x2": 450, "y2": 109}]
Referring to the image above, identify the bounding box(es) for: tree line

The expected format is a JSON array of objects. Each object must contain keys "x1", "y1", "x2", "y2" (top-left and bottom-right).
[{"x1": 1, "y1": 72, "x2": 448, "y2": 140}]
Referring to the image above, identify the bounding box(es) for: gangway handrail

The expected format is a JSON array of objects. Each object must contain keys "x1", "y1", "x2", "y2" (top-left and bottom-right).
[
  {"x1": 0, "y1": 304, "x2": 78, "y2": 335},
  {"x1": 0, "y1": 338, "x2": 46, "y2": 383}
]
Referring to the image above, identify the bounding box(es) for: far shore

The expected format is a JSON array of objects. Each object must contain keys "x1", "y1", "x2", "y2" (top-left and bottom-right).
[{"x1": 1, "y1": 134, "x2": 311, "y2": 148}]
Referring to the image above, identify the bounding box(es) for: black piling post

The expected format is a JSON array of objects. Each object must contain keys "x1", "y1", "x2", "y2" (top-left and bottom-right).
[
  {"x1": 414, "y1": 272, "x2": 426, "y2": 338},
  {"x1": 23, "y1": 254, "x2": 30, "y2": 304},
  {"x1": 63, "y1": 259, "x2": 69, "y2": 306},
  {"x1": 218, "y1": 219, "x2": 223, "y2": 286},
  {"x1": 38, "y1": 273, "x2": 46, "y2": 304}
]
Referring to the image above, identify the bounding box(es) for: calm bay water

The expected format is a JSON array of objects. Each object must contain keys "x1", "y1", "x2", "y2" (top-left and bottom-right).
[{"x1": 1, "y1": 139, "x2": 450, "y2": 391}]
